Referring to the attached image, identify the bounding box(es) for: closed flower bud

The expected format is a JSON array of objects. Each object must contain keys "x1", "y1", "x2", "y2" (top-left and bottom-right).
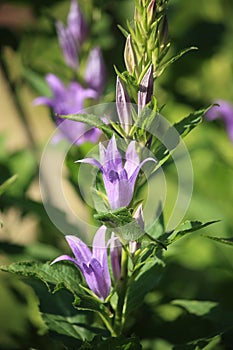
[
  {"x1": 124, "y1": 35, "x2": 137, "y2": 75},
  {"x1": 138, "y1": 64, "x2": 154, "y2": 114},
  {"x1": 147, "y1": 0, "x2": 156, "y2": 26}
]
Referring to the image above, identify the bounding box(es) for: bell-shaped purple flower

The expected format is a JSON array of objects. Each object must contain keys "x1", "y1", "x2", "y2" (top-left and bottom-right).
[
  {"x1": 34, "y1": 73, "x2": 101, "y2": 145},
  {"x1": 110, "y1": 233, "x2": 122, "y2": 283},
  {"x1": 77, "y1": 135, "x2": 156, "y2": 209},
  {"x1": 56, "y1": 0, "x2": 87, "y2": 69},
  {"x1": 85, "y1": 47, "x2": 106, "y2": 95},
  {"x1": 205, "y1": 99, "x2": 233, "y2": 143},
  {"x1": 138, "y1": 64, "x2": 154, "y2": 114},
  {"x1": 116, "y1": 77, "x2": 132, "y2": 134},
  {"x1": 51, "y1": 226, "x2": 111, "y2": 300}
]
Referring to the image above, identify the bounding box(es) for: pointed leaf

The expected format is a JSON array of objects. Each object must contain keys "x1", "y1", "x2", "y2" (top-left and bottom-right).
[
  {"x1": 0, "y1": 175, "x2": 18, "y2": 196},
  {"x1": 205, "y1": 236, "x2": 233, "y2": 247}
]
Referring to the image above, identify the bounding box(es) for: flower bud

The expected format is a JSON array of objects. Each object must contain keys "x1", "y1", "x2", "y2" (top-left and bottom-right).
[
  {"x1": 85, "y1": 47, "x2": 106, "y2": 95},
  {"x1": 110, "y1": 233, "x2": 122, "y2": 282},
  {"x1": 147, "y1": 0, "x2": 156, "y2": 26},
  {"x1": 159, "y1": 15, "x2": 169, "y2": 49},
  {"x1": 129, "y1": 204, "x2": 144, "y2": 254},
  {"x1": 124, "y1": 35, "x2": 137, "y2": 75},
  {"x1": 138, "y1": 64, "x2": 154, "y2": 114},
  {"x1": 116, "y1": 77, "x2": 132, "y2": 134}
]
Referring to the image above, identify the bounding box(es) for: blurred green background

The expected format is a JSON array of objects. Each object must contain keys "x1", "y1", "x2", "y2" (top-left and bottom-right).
[{"x1": 0, "y1": 0, "x2": 232, "y2": 349}]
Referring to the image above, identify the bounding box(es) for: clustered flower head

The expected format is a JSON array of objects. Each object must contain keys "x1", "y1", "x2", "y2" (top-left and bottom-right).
[
  {"x1": 34, "y1": 0, "x2": 106, "y2": 145},
  {"x1": 205, "y1": 99, "x2": 233, "y2": 143}
]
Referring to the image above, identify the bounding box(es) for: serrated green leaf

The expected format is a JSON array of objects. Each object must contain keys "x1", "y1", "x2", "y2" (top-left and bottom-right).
[
  {"x1": 125, "y1": 257, "x2": 165, "y2": 317},
  {"x1": 0, "y1": 261, "x2": 82, "y2": 295},
  {"x1": 173, "y1": 107, "x2": 209, "y2": 138},
  {"x1": 156, "y1": 46, "x2": 198, "y2": 77},
  {"x1": 168, "y1": 220, "x2": 220, "y2": 244},
  {"x1": 59, "y1": 113, "x2": 113, "y2": 138},
  {"x1": 171, "y1": 299, "x2": 218, "y2": 317},
  {"x1": 0, "y1": 175, "x2": 18, "y2": 196},
  {"x1": 94, "y1": 207, "x2": 145, "y2": 241},
  {"x1": 205, "y1": 236, "x2": 233, "y2": 247}
]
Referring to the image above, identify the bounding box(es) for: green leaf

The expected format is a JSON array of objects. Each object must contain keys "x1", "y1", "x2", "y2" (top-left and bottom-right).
[
  {"x1": 0, "y1": 261, "x2": 82, "y2": 295},
  {"x1": 94, "y1": 207, "x2": 145, "y2": 241},
  {"x1": 157, "y1": 46, "x2": 198, "y2": 77},
  {"x1": 117, "y1": 24, "x2": 129, "y2": 38},
  {"x1": 79, "y1": 335, "x2": 142, "y2": 350},
  {"x1": 0, "y1": 175, "x2": 18, "y2": 196},
  {"x1": 125, "y1": 257, "x2": 165, "y2": 317},
  {"x1": 59, "y1": 113, "x2": 113, "y2": 138},
  {"x1": 167, "y1": 220, "x2": 220, "y2": 245},
  {"x1": 205, "y1": 236, "x2": 233, "y2": 247},
  {"x1": 173, "y1": 107, "x2": 209, "y2": 138},
  {"x1": 171, "y1": 299, "x2": 218, "y2": 317}
]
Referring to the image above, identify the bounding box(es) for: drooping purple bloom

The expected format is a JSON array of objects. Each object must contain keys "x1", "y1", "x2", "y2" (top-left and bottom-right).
[
  {"x1": 129, "y1": 204, "x2": 144, "y2": 254},
  {"x1": 51, "y1": 226, "x2": 111, "y2": 300},
  {"x1": 110, "y1": 233, "x2": 122, "y2": 283},
  {"x1": 138, "y1": 64, "x2": 154, "y2": 114},
  {"x1": 34, "y1": 73, "x2": 101, "y2": 145},
  {"x1": 116, "y1": 77, "x2": 132, "y2": 134},
  {"x1": 205, "y1": 99, "x2": 233, "y2": 142},
  {"x1": 56, "y1": 0, "x2": 87, "y2": 69},
  {"x1": 77, "y1": 135, "x2": 156, "y2": 209},
  {"x1": 85, "y1": 47, "x2": 106, "y2": 95}
]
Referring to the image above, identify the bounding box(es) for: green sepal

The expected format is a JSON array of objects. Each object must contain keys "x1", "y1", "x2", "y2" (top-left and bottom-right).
[
  {"x1": 0, "y1": 174, "x2": 18, "y2": 196},
  {"x1": 94, "y1": 207, "x2": 145, "y2": 242}
]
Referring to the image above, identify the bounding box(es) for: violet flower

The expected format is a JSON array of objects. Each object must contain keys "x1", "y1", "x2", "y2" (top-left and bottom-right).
[
  {"x1": 56, "y1": 0, "x2": 87, "y2": 69},
  {"x1": 34, "y1": 73, "x2": 101, "y2": 145},
  {"x1": 77, "y1": 135, "x2": 156, "y2": 209},
  {"x1": 51, "y1": 226, "x2": 111, "y2": 300},
  {"x1": 205, "y1": 99, "x2": 233, "y2": 142},
  {"x1": 85, "y1": 47, "x2": 106, "y2": 95}
]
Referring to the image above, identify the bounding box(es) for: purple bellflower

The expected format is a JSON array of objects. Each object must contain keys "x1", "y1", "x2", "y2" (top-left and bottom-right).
[
  {"x1": 34, "y1": 73, "x2": 101, "y2": 145},
  {"x1": 77, "y1": 135, "x2": 156, "y2": 209},
  {"x1": 85, "y1": 47, "x2": 106, "y2": 95},
  {"x1": 205, "y1": 99, "x2": 233, "y2": 143},
  {"x1": 51, "y1": 225, "x2": 111, "y2": 300},
  {"x1": 56, "y1": 0, "x2": 87, "y2": 69}
]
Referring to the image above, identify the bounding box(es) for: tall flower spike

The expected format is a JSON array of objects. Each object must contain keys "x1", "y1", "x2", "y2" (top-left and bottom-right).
[
  {"x1": 116, "y1": 77, "x2": 132, "y2": 134},
  {"x1": 85, "y1": 47, "x2": 106, "y2": 95},
  {"x1": 33, "y1": 73, "x2": 101, "y2": 145},
  {"x1": 51, "y1": 226, "x2": 111, "y2": 300},
  {"x1": 138, "y1": 64, "x2": 154, "y2": 114},
  {"x1": 77, "y1": 135, "x2": 157, "y2": 209}
]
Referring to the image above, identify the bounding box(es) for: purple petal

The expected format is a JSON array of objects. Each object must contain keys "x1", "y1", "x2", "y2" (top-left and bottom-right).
[
  {"x1": 92, "y1": 226, "x2": 111, "y2": 290},
  {"x1": 46, "y1": 73, "x2": 66, "y2": 99},
  {"x1": 65, "y1": 235, "x2": 92, "y2": 264},
  {"x1": 33, "y1": 96, "x2": 54, "y2": 108},
  {"x1": 85, "y1": 47, "x2": 106, "y2": 95},
  {"x1": 99, "y1": 143, "x2": 107, "y2": 164},
  {"x1": 110, "y1": 233, "x2": 122, "y2": 282},
  {"x1": 104, "y1": 135, "x2": 123, "y2": 172},
  {"x1": 128, "y1": 157, "x2": 157, "y2": 189},
  {"x1": 51, "y1": 254, "x2": 78, "y2": 266},
  {"x1": 116, "y1": 76, "x2": 131, "y2": 133},
  {"x1": 56, "y1": 21, "x2": 78, "y2": 69},
  {"x1": 138, "y1": 64, "x2": 154, "y2": 114},
  {"x1": 76, "y1": 157, "x2": 102, "y2": 170},
  {"x1": 83, "y1": 258, "x2": 111, "y2": 300},
  {"x1": 103, "y1": 177, "x2": 133, "y2": 209},
  {"x1": 68, "y1": 0, "x2": 87, "y2": 45},
  {"x1": 124, "y1": 141, "x2": 140, "y2": 178}
]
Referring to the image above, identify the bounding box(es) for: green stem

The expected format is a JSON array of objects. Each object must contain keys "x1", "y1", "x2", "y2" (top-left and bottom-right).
[
  {"x1": 114, "y1": 247, "x2": 128, "y2": 335},
  {"x1": 98, "y1": 312, "x2": 117, "y2": 337}
]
